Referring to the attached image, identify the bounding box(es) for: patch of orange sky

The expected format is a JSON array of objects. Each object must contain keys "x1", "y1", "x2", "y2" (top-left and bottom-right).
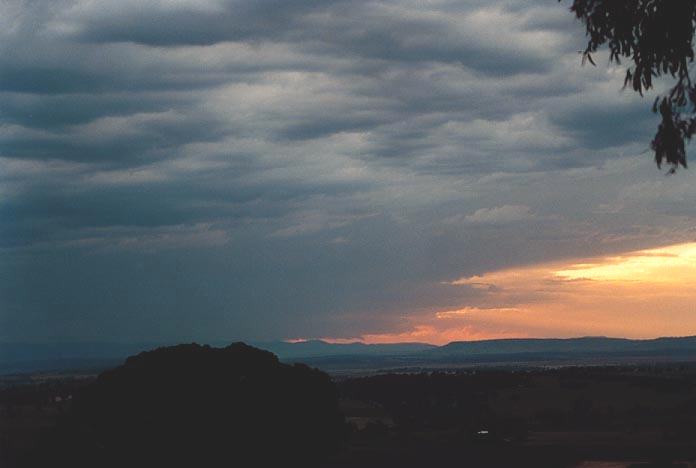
[{"x1": 293, "y1": 242, "x2": 696, "y2": 345}]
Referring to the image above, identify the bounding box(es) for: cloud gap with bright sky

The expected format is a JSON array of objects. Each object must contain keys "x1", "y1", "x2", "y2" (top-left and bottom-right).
[{"x1": 2, "y1": 0, "x2": 695, "y2": 345}]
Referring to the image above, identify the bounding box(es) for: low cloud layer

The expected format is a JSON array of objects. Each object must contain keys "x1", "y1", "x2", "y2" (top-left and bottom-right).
[{"x1": 1, "y1": 0, "x2": 695, "y2": 344}]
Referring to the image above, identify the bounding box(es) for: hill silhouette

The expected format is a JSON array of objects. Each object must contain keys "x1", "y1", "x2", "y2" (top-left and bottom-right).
[{"x1": 39, "y1": 343, "x2": 346, "y2": 468}]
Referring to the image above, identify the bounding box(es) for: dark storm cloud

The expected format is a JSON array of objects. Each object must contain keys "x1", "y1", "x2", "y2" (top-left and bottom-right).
[
  {"x1": 1, "y1": 0, "x2": 692, "y2": 343},
  {"x1": 0, "y1": 93, "x2": 191, "y2": 129},
  {"x1": 76, "y1": 0, "x2": 344, "y2": 46},
  {"x1": 2, "y1": 111, "x2": 229, "y2": 165},
  {"x1": 73, "y1": 0, "x2": 558, "y2": 75},
  {"x1": 553, "y1": 99, "x2": 657, "y2": 150}
]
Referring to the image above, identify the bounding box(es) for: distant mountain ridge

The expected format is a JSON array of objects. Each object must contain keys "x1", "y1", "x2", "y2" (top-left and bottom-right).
[
  {"x1": 431, "y1": 336, "x2": 696, "y2": 356},
  {"x1": 256, "y1": 336, "x2": 696, "y2": 360},
  {"x1": 2, "y1": 336, "x2": 696, "y2": 375},
  {"x1": 252, "y1": 340, "x2": 436, "y2": 359}
]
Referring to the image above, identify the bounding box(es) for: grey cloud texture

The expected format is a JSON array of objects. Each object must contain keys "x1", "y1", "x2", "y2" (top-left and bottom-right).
[
  {"x1": 451, "y1": 205, "x2": 535, "y2": 226},
  {"x1": 1, "y1": 0, "x2": 692, "y2": 343}
]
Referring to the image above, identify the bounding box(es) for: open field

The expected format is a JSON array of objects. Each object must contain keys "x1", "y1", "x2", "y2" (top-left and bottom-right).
[{"x1": 332, "y1": 364, "x2": 696, "y2": 467}]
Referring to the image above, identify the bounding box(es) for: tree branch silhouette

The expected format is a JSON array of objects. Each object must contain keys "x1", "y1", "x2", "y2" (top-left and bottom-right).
[{"x1": 565, "y1": 0, "x2": 696, "y2": 172}]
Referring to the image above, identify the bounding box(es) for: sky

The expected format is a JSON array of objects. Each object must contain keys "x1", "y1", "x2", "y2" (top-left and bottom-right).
[{"x1": 2, "y1": 0, "x2": 696, "y2": 345}]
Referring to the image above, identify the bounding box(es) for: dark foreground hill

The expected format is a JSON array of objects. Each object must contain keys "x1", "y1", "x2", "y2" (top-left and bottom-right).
[{"x1": 28, "y1": 343, "x2": 346, "y2": 468}]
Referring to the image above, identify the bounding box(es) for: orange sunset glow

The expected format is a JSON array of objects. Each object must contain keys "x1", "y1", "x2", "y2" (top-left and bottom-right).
[{"x1": 320, "y1": 242, "x2": 696, "y2": 345}]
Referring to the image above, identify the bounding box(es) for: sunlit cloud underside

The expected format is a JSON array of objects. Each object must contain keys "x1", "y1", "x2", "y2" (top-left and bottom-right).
[{"x1": 314, "y1": 242, "x2": 696, "y2": 345}]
